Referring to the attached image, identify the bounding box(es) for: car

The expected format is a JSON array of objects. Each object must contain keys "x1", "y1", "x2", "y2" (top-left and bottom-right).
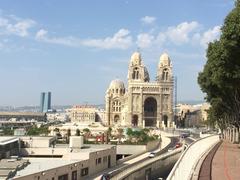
[
  {"x1": 100, "y1": 173, "x2": 110, "y2": 180},
  {"x1": 175, "y1": 142, "x2": 182, "y2": 148},
  {"x1": 148, "y1": 152, "x2": 156, "y2": 158},
  {"x1": 168, "y1": 147, "x2": 175, "y2": 152},
  {"x1": 180, "y1": 133, "x2": 190, "y2": 138}
]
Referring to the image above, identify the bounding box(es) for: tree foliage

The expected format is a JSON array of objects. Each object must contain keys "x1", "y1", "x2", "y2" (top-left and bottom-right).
[
  {"x1": 27, "y1": 125, "x2": 49, "y2": 136},
  {"x1": 198, "y1": 0, "x2": 240, "y2": 129}
]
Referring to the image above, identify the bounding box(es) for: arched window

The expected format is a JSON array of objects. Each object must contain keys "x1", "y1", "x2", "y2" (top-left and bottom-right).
[
  {"x1": 132, "y1": 67, "x2": 140, "y2": 79},
  {"x1": 112, "y1": 100, "x2": 121, "y2": 112},
  {"x1": 162, "y1": 69, "x2": 169, "y2": 81}
]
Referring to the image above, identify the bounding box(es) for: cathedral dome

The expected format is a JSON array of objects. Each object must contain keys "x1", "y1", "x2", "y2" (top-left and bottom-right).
[
  {"x1": 159, "y1": 53, "x2": 171, "y2": 67},
  {"x1": 109, "y1": 79, "x2": 125, "y2": 90},
  {"x1": 130, "y1": 52, "x2": 142, "y2": 65}
]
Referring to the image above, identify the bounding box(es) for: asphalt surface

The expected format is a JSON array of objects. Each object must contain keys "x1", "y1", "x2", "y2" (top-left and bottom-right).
[{"x1": 89, "y1": 136, "x2": 179, "y2": 180}]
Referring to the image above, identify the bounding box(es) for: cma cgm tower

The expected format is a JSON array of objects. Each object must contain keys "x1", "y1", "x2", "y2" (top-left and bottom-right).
[{"x1": 40, "y1": 92, "x2": 51, "y2": 112}]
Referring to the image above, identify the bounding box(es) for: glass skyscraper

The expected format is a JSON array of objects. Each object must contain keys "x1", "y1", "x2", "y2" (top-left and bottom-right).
[{"x1": 40, "y1": 92, "x2": 51, "y2": 112}]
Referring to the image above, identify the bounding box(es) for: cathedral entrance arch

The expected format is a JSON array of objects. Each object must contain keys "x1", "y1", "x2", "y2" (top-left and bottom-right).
[
  {"x1": 132, "y1": 115, "x2": 138, "y2": 127},
  {"x1": 163, "y1": 115, "x2": 168, "y2": 127},
  {"x1": 144, "y1": 97, "x2": 157, "y2": 127},
  {"x1": 114, "y1": 115, "x2": 120, "y2": 123}
]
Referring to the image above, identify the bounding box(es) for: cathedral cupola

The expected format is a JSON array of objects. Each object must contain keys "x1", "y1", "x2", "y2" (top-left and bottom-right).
[
  {"x1": 159, "y1": 53, "x2": 171, "y2": 67},
  {"x1": 108, "y1": 79, "x2": 125, "y2": 96},
  {"x1": 157, "y1": 53, "x2": 173, "y2": 82}
]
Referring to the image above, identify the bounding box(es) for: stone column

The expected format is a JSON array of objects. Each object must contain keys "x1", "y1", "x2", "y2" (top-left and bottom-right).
[
  {"x1": 156, "y1": 120, "x2": 160, "y2": 128},
  {"x1": 162, "y1": 121, "x2": 165, "y2": 130},
  {"x1": 127, "y1": 86, "x2": 133, "y2": 127},
  {"x1": 139, "y1": 87, "x2": 143, "y2": 127},
  {"x1": 106, "y1": 97, "x2": 110, "y2": 126},
  {"x1": 143, "y1": 120, "x2": 145, "y2": 128}
]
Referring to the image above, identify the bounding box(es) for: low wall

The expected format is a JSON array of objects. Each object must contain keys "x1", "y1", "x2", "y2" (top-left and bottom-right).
[
  {"x1": 117, "y1": 145, "x2": 145, "y2": 155},
  {"x1": 167, "y1": 135, "x2": 219, "y2": 180}
]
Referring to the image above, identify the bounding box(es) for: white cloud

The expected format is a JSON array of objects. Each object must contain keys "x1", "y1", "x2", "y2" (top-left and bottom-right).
[
  {"x1": 165, "y1": 21, "x2": 200, "y2": 45},
  {"x1": 135, "y1": 21, "x2": 221, "y2": 50},
  {"x1": 35, "y1": 29, "x2": 80, "y2": 47},
  {"x1": 135, "y1": 21, "x2": 200, "y2": 49},
  {"x1": 82, "y1": 29, "x2": 132, "y2": 49},
  {"x1": 0, "y1": 16, "x2": 35, "y2": 37},
  {"x1": 36, "y1": 28, "x2": 133, "y2": 50},
  {"x1": 35, "y1": 29, "x2": 48, "y2": 39},
  {"x1": 136, "y1": 33, "x2": 154, "y2": 48},
  {"x1": 200, "y1": 26, "x2": 221, "y2": 48},
  {"x1": 141, "y1": 16, "x2": 156, "y2": 25}
]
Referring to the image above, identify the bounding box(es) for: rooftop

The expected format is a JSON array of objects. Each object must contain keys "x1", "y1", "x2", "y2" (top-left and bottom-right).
[
  {"x1": 0, "y1": 159, "x2": 29, "y2": 179},
  {"x1": 14, "y1": 158, "x2": 79, "y2": 178}
]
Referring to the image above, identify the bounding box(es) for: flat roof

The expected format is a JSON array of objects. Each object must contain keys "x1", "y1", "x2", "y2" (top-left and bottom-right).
[
  {"x1": 0, "y1": 159, "x2": 29, "y2": 179},
  {"x1": 15, "y1": 158, "x2": 80, "y2": 178}
]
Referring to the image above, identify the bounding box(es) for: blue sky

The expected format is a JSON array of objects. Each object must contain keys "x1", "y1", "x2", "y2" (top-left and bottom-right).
[{"x1": 0, "y1": 0, "x2": 235, "y2": 106}]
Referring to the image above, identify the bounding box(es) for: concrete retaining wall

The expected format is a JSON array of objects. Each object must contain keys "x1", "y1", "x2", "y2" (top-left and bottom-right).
[{"x1": 167, "y1": 135, "x2": 219, "y2": 180}]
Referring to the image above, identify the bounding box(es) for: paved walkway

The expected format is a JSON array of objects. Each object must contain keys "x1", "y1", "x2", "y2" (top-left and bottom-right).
[{"x1": 211, "y1": 141, "x2": 240, "y2": 180}]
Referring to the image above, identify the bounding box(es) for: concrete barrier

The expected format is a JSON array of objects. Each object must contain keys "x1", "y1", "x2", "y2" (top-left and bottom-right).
[{"x1": 167, "y1": 135, "x2": 219, "y2": 180}]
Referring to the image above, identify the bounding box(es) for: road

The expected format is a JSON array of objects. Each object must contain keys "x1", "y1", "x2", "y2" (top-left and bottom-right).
[{"x1": 88, "y1": 136, "x2": 179, "y2": 180}]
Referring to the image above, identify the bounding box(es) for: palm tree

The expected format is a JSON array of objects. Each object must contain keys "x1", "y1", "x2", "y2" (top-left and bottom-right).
[{"x1": 117, "y1": 128, "x2": 124, "y2": 144}]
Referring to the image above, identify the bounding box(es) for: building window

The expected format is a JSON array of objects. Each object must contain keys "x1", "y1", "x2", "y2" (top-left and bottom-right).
[
  {"x1": 103, "y1": 156, "x2": 107, "y2": 163},
  {"x1": 71, "y1": 171, "x2": 77, "y2": 180},
  {"x1": 81, "y1": 168, "x2": 89, "y2": 177},
  {"x1": 162, "y1": 69, "x2": 169, "y2": 81},
  {"x1": 58, "y1": 174, "x2": 68, "y2": 180},
  {"x1": 98, "y1": 158, "x2": 102, "y2": 164},
  {"x1": 112, "y1": 100, "x2": 121, "y2": 112},
  {"x1": 132, "y1": 67, "x2": 140, "y2": 79}
]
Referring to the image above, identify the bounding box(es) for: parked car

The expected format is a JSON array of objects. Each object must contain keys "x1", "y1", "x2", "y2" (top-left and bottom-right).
[{"x1": 148, "y1": 152, "x2": 156, "y2": 158}]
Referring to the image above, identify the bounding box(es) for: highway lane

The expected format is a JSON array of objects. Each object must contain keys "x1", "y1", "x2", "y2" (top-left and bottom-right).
[{"x1": 89, "y1": 136, "x2": 179, "y2": 180}]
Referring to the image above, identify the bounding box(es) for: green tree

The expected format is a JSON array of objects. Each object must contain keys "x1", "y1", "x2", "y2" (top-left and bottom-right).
[
  {"x1": 107, "y1": 127, "x2": 112, "y2": 139},
  {"x1": 198, "y1": 1, "x2": 240, "y2": 130}
]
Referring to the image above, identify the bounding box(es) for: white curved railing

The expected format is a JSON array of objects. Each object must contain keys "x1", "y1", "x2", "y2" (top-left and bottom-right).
[{"x1": 167, "y1": 135, "x2": 219, "y2": 180}]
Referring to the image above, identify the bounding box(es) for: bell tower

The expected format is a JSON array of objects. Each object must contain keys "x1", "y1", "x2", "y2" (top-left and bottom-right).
[{"x1": 127, "y1": 52, "x2": 150, "y2": 83}]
